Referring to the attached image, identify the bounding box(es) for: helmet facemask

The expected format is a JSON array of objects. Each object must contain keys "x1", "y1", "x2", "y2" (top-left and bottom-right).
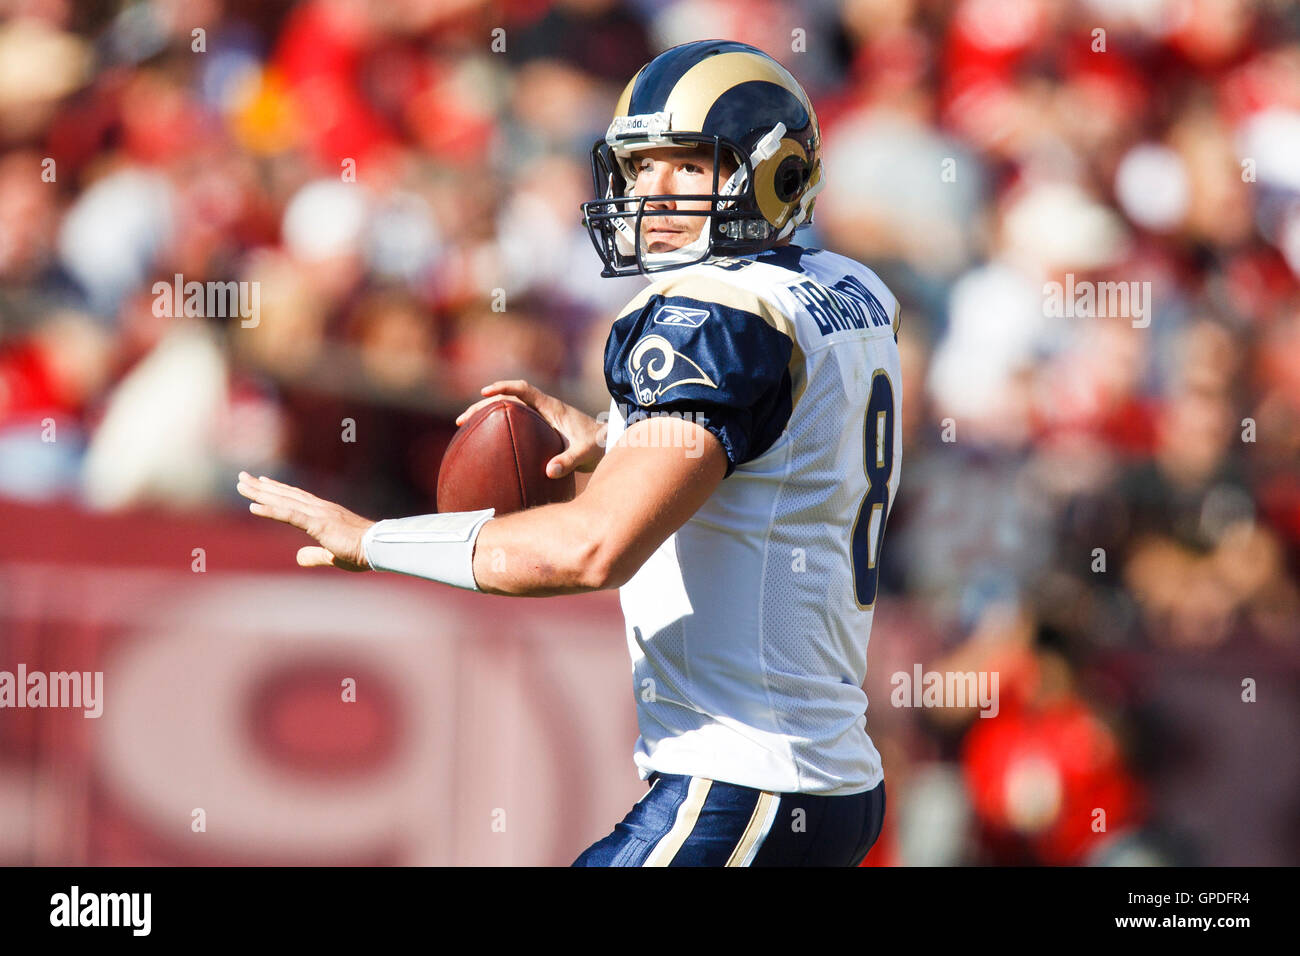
[{"x1": 582, "y1": 129, "x2": 776, "y2": 278}]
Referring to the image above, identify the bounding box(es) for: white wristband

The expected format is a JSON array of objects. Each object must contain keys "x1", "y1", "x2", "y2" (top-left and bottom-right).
[{"x1": 361, "y1": 509, "x2": 495, "y2": 591}]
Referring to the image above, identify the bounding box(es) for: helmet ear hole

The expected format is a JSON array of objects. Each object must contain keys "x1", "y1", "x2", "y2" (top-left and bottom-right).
[{"x1": 774, "y1": 156, "x2": 806, "y2": 202}]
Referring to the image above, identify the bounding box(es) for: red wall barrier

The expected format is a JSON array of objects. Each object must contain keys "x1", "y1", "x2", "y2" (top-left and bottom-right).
[{"x1": 0, "y1": 500, "x2": 642, "y2": 865}]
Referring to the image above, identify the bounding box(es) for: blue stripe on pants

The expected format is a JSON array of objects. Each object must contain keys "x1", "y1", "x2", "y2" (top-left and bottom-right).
[{"x1": 572, "y1": 773, "x2": 885, "y2": 867}]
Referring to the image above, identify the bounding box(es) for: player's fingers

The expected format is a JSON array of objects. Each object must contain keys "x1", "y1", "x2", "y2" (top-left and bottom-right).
[
  {"x1": 245, "y1": 493, "x2": 312, "y2": 531},
  {"x1": 238, "y1": 474, "x2": 328, "y2": 515},
  {"x1": 247, "y1": 498, "x2": 303, "y2": 527},
  {"x1": 455, "y1": 392, "x2": 525, "y2": 425},
  {"x1": 235, "y1": 474, "x2": 273, "y2": 507},
  {"x1": 455, "y1": 394, "x2": 512, "y2": 425},
  {"x1": 243, "y1": 472, "x2": 318, "y2": 507},
  {"x1": 296, "y1": 546, "x2": 337, "y2": 568},
  {"x1": 545, "y1": 449, "x2": 580, "y2": 479},
  {"x1": 236, "y1": 476, "x2": 310, "y2": 514},
  {"x1": 482, "y1": 378, "x2": 532, "y2": 397},
  {"x1": 486, "y1": 380, "x2": 574, "y2": 426},
  {"x1": 480, "y1": 380, "x2": 541, "y2": 405},
  {"x1": 237, "y1": 472, "x2": 291, "y2": 505}
]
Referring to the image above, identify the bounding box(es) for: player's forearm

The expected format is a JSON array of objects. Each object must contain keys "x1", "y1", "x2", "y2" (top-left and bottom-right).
[
  {"x1": 470, "y1": 499, "x2": 612, "y2": 596},
  {"x1": 366, "y1": 419, "x2": 725, "y2": 596},
  {"x1": 359, "y1": 482, "x2": 630, "y2": 596}
]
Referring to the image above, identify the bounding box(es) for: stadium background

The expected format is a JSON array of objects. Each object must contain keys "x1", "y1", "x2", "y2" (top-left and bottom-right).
[{"x1": 1, "y1": 0, "x2": 1298, "y2": 865}]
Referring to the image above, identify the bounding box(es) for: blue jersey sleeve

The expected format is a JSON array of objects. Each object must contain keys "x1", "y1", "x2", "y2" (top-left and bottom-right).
[{"x1": 604, "y1": 283, "x2": 795, "y2": 476}]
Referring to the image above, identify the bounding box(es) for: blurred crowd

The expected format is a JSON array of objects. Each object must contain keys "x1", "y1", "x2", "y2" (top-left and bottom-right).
[{"x1": 1, "y1": 0, "x2": 1298, "y2": 865}]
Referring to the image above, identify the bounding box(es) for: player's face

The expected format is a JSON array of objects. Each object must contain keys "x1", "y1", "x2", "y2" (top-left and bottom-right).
[{"x1": 630, "y1": 145, "x2": 737, "y2": 253}]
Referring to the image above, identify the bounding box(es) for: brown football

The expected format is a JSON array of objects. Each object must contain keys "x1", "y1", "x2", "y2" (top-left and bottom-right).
[{"x1": 437, "y1": 399, "x2": 576, "y2": 515}]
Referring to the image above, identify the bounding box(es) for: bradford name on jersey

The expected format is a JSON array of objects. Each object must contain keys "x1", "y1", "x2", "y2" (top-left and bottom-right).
[{"x1": 602, "y1": 243, "x2": 903, "y2": 796}]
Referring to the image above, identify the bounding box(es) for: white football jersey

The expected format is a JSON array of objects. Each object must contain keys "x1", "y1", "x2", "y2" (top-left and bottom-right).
[{"x1": 602, "y1": 244, "x2": 902, "y2": 795}]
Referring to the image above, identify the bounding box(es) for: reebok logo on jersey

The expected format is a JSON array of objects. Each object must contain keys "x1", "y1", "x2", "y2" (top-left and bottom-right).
[
  {"x1": 628, "y1": 334, "x2": 717, "y2": 405},
  {"x1": 653, "y1": 305, "x2": 711, "y2": 328}
]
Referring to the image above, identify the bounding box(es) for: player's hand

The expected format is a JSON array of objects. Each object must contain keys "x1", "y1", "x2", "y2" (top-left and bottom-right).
[
  {"x1": 235, "y1": 471, "x2": 375, "y2": 571},
  {"x1": 455, "y1": 380, "x2": 606, "y2": 477}
]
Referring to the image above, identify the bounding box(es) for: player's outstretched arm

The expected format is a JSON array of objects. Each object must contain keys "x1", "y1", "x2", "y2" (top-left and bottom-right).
[
  {"x1": 235, "y1": 415, "x2": 726, "y2": 593},
  {"x1": 469, "y1": 415, "x2": 727, "y2": 596}
]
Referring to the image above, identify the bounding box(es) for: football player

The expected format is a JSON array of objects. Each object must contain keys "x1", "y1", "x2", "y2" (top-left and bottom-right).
[{"x1": 238, "y1": 39, "x2": 902, "y2": 866}]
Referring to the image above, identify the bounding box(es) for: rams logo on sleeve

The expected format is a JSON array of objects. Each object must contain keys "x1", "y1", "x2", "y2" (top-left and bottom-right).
[
  {"x1": 628, "y1": 334, "x2": 718, "y2": 405},
  {"x1": 605, "y1": 280, "x2": 797, "y2": 473}
]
